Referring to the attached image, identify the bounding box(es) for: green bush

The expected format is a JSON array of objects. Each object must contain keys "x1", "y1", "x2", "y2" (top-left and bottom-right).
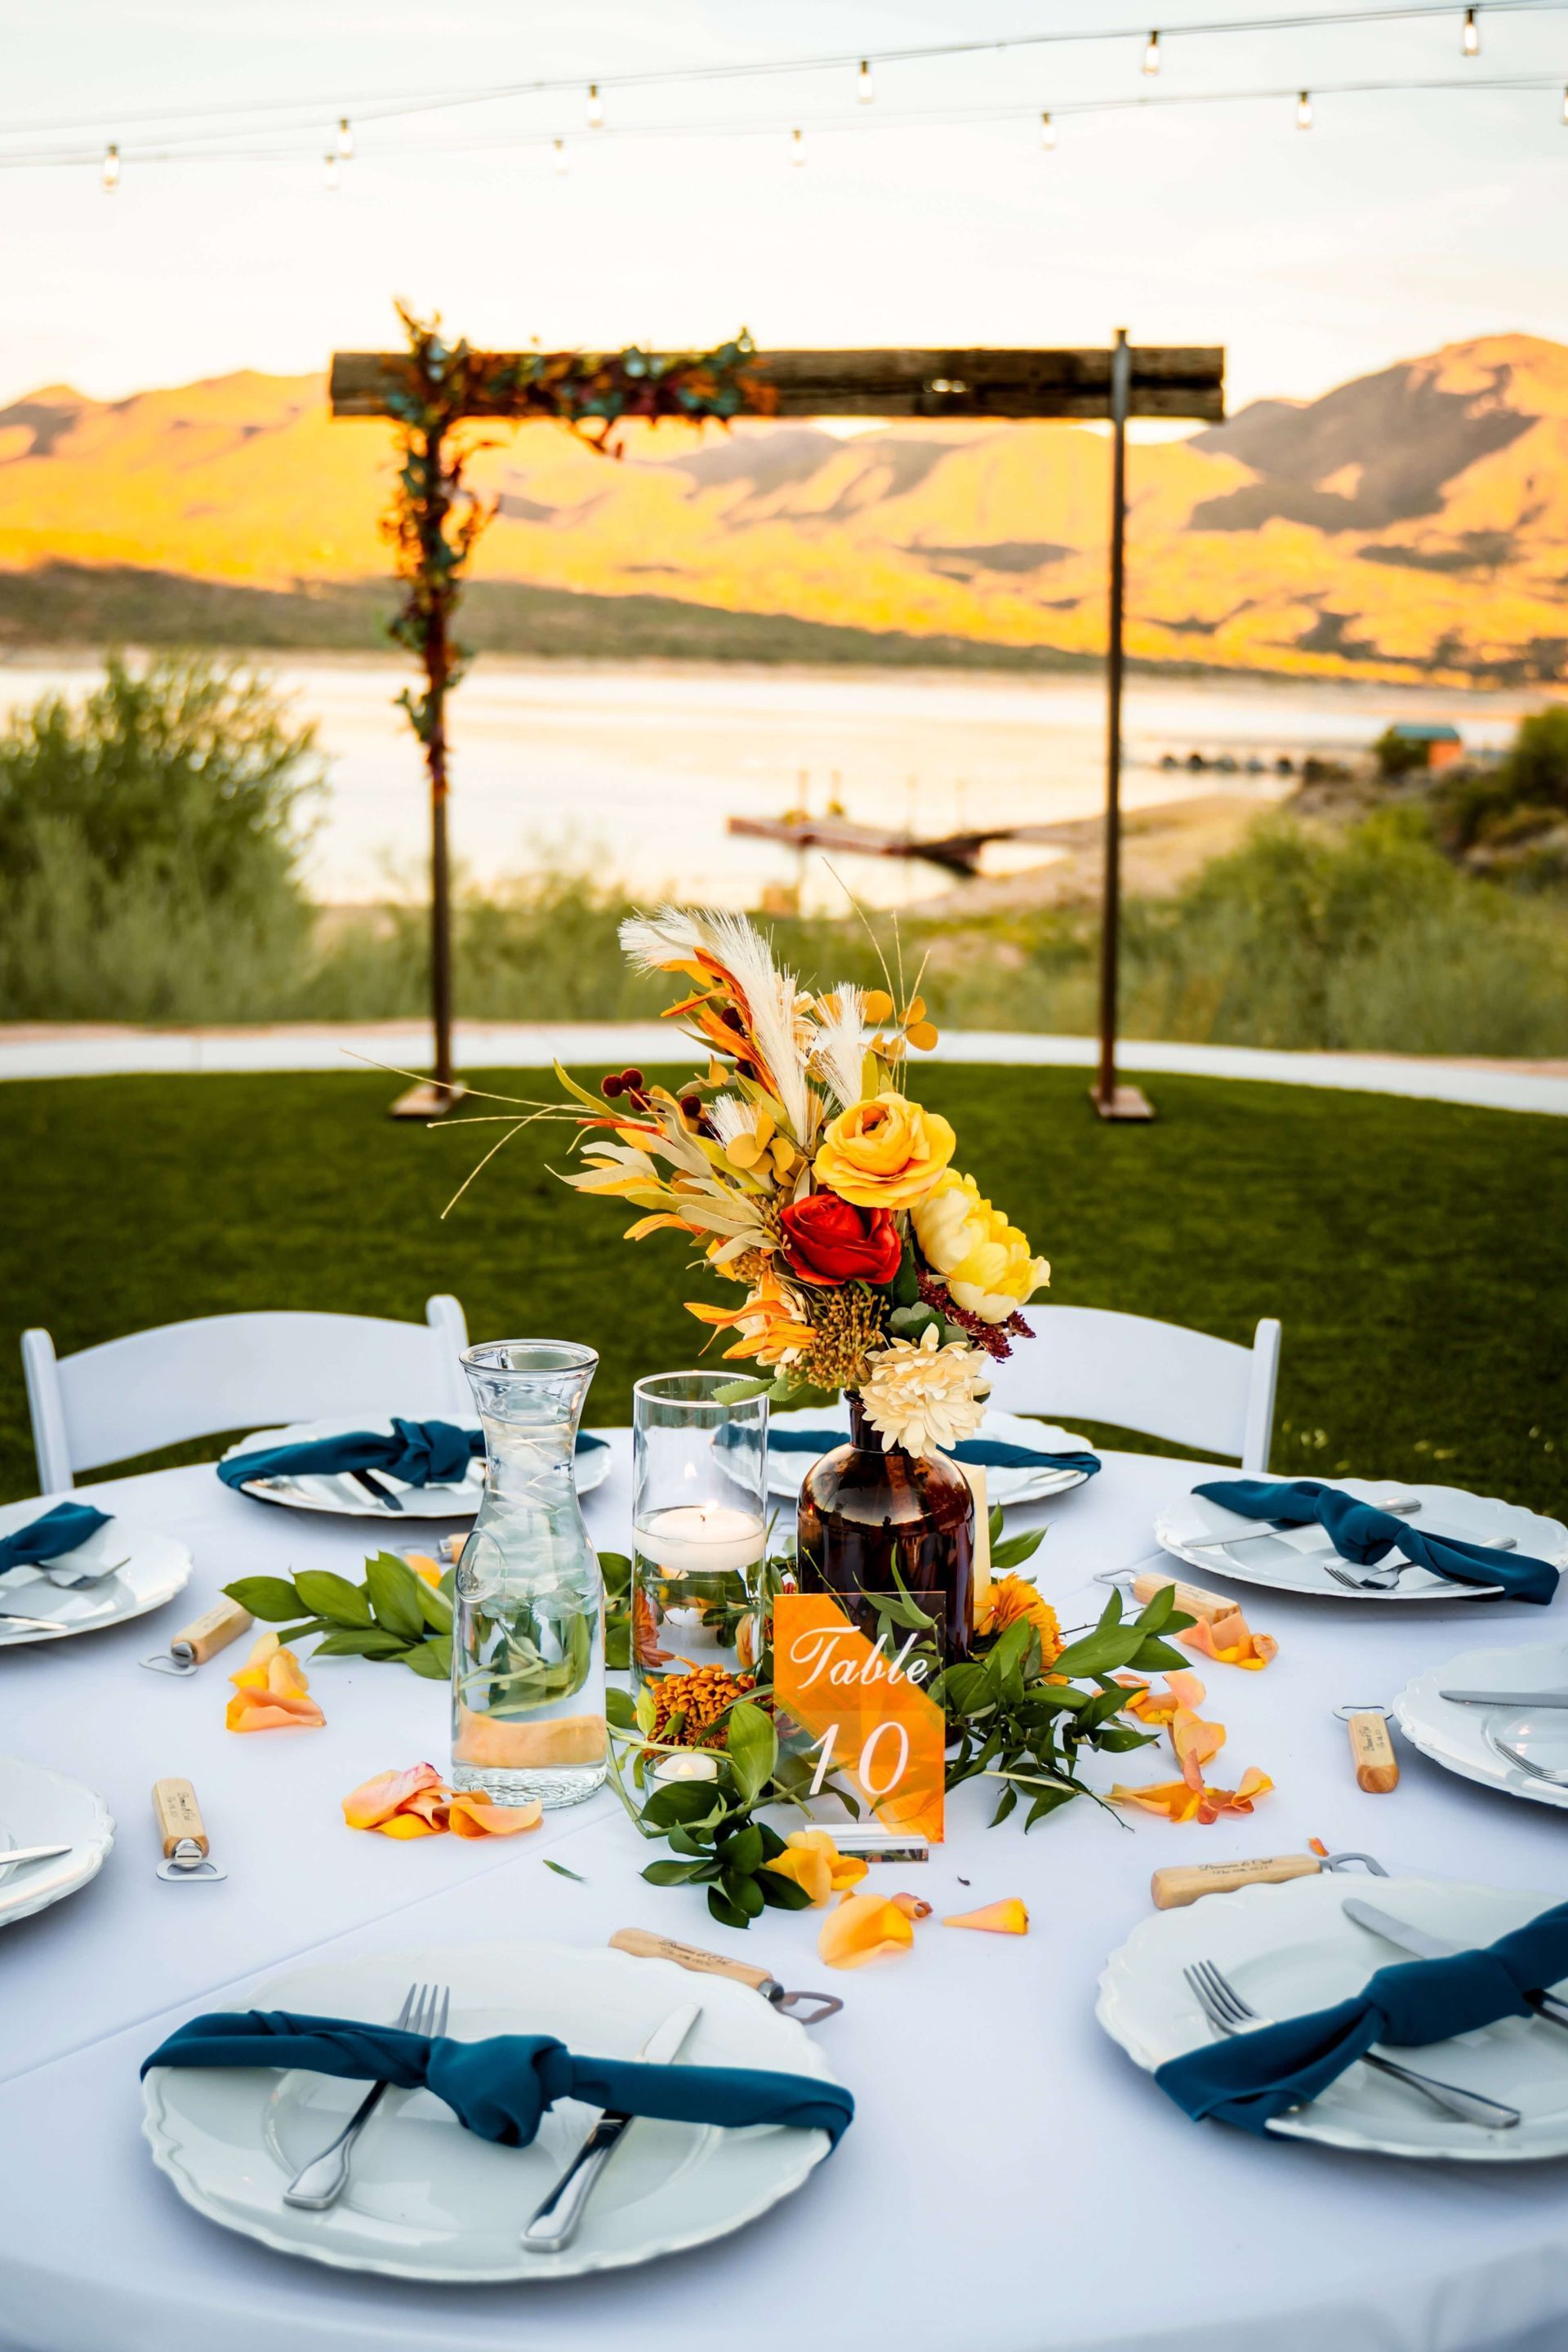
[{"x1": 0, "y1": 654, "x2": 322, "y2": 1021}]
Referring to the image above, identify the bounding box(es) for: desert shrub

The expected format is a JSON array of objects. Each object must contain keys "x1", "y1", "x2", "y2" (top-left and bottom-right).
[{"x1": 0, "y1": 654, "x2": 322, "y2": 1020}]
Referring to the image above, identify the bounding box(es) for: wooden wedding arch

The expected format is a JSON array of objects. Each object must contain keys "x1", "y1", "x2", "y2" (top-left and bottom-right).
[{"x1": 330, "y1": 331, "x2": 1225, "y2": 1120}]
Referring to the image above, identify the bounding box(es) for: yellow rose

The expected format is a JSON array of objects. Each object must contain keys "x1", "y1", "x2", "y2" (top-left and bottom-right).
[
  {"x1": 813, "y1": 1092, "x2": 956, "y2": 1210},
  {"x1": 911, "y1": 1170, "x2": 1049, "y2": 1324}
]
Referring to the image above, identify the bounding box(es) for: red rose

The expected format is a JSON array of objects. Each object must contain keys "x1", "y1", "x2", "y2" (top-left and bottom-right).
[{"x1": 779, "y1": 1193, "x2": 902, "y2": 1287}]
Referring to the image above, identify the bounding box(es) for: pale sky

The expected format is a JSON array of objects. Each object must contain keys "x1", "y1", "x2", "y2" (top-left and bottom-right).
[{"x1": 7, "y1": 0, "x2": 1568, "y2": 413}]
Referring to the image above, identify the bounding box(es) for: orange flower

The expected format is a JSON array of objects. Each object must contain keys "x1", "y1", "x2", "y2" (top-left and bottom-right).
[
  {"x1": 818, "y1": 1889, "x2": 916, "y2": 1970},
  {"x1": 942, "y1": 1898, "x2": 1029, "y2": 1934},
  {"x1": 979, "y1": 1575, "x2": 1062, "y2": 1663},
  {"x1": 765, "y1": 1829, "x2": 868, "y2": 1907},
  {"x1": 685, "y1": 1268, "x2": 813, "y2": 1366},
  {"x1": 1179, "y1": 1607, "x2": 1278, "y2": 1671},
  {"x1": 225, "y1": 1632, "x2": 326, "y2": 1732},
  {"x1": 1120, "y1": 1669, "x2": 1208, "y2": 1725}
]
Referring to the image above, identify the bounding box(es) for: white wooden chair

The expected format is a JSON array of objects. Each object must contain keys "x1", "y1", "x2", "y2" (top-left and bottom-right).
[
  {"x1": 20, "y1": 1296, "x2": 472, "y2": 1493},
  {"x1": 982, "y1": 1307, "x2": 1281, "y2": 1472}
]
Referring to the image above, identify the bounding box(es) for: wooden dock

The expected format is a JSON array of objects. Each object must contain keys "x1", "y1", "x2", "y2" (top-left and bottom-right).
[{"x1": 727, "y1": 812, "x2": 1085, "y2": 877}]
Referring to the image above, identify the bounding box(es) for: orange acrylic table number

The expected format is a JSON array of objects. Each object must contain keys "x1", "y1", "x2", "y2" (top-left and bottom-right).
[{"x1": 773, "y1": 1592, "x2": 946, "y2": 1843}]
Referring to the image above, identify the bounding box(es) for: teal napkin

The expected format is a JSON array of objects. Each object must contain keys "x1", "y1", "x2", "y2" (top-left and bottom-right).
[
  {"x1": 1156, "y1": 1900, "x2": 1568, "y2": 2133},
  {"x1": 1194, "y1": 1477, "x2": 1558, "y2": 1606},
  {"x1": 766, "y1": 1428, "x2": 1099, "y2": 1477},
  {"x1": 219, "y1": 1423, "x2": 609, "y2": 1494},
  {"x1": 141, "y1": 2007, "x2": 853, "y2": 2149},
  {"x1": 0, "y1": 1501, "x2": 110, "y2": 1579}
]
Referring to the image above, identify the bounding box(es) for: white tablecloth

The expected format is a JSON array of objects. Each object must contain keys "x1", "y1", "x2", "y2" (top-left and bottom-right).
[{"x1": 3, "y1": 1439, "x2": 1567, "y2": 2352}]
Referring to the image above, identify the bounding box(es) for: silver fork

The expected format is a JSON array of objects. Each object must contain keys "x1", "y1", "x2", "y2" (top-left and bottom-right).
[
  {"x1": 283, "y1": 1980, "x2": 450, "y2": 2210},
  {"x1": 1490, "y1": 1735, "x2": 1568, "y2": 1788},
  {"x1": 1183, "y1": 1958, "x2": 1520, "y2": 2128},
  {"x1": 1325, "y1": 1533, "x2": 1515, "y2": 1592}
]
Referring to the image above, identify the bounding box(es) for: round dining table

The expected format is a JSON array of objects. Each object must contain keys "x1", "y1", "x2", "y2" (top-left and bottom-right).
[{"x1": 2, "y1": 1437, "x2": 1567, "y2": 2352}]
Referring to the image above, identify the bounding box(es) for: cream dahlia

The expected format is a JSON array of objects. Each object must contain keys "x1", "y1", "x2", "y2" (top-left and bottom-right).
[{"x1": 858, "y1": 1325, "x2": 991, "y2": 1457}]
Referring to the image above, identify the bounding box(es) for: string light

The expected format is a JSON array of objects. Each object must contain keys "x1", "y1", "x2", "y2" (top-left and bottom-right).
[
  {"x1": 1462, "y1": 6, "x2": 1481, "y2": 52},
  {"x1": 791, "y1": 123, "x2": 805, "y2": 163},
  {"x1": 857, "y1": 58, "x2": 874, "y2": 104},
  {"x1": 1561, "y1": 81, "x2": 1568, "y2": 121},
  {"x1": 322, "y1": 149, "x2": 340, "y2": 189},
  {"x1": 336, "y1": 115, "x2": 354, "y2": 158},
  {"x1": 1143, "y1": 29, "x2": 1161, "y2": 74},
  {"x1": 553, "y1": 135, "x2": 568, "y2": 173},
  {"x1": 100, "y1": 140, "x2": 119, "y2": 191},
  {"x1": 1040, "y1": 108, "x2": 1057, "y2": 148},
  {"x1": 1297, "y1": 87, "x2": 1314, "y2": 125},
  {"x1": 586, "y1": 82, "x2": 604, "y2": 128}
]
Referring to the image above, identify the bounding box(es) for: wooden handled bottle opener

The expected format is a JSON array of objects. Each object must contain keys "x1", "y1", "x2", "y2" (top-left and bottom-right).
[{"x1": 610, "y1": 1928, "x2": 843, "y2": 2021}]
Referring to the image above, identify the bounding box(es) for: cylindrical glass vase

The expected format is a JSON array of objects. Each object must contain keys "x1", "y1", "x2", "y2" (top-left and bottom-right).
[
  {"x1": 631, "y1": 1372, "x2": 768, "y2": 1693},
  {"x1": 796, "y1": 1393, "x2": 975, "y2": 1664},
  {"x1": 451, "y1": 1339, "x2": 606, "y2": 1810}
]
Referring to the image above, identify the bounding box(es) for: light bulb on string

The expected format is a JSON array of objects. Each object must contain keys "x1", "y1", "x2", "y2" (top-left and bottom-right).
[
  {"x1": 323, "y1": 151, "x2": 340, "y2": 190},
  {"x1": 1040, "y1": 109, "x2": 1056, "y2": 149},
  {"x1": 336, "y1": 116, "x2": 354, "y2": 158},
  {"x1": 1561, "y1": 82, "x2": 1568, "y2": 123},
  {"x1": 100, "y1": 141, "x2": 119, "y2": 192},
  {"x1": 1462, "y1": 7, "x2": 1480, "y2": 56},
  {"x1": 1143, "y1": 29, "x2": 1160, "y2": 75},
  {"x1": 791, "y1": 125, "x2": 805, "y2": 166},
  {"x1": 553, "y1": 136, "x2": 568, "y2": 175},
  {"x1": 586, "y1": 82, "x2": 604, "y2": 128},
  {"x1": 857, "y1": 59, "x2": 873, "y2": 104},
  {"x1": 1296, "y1": 89, "x2": 1313, "y2": 129}
]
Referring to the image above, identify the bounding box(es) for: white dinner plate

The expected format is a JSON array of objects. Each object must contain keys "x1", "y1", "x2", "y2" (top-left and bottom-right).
[
  {"x1": 1396, "y1": 1637, "x2": 1568, "y2": 1811},
  {"x1": 142, "y1": 1939, "x2": 841, "y2": 2281},
  {"x1": 1098, "y1": 1869, "x2": 1568, "y2": 2161},
  {"x1": 765, "y1": 1406, "x2": 1094, "y2": 1509},
  {"x1": 0, "y1": 1499, "x2": 192, "y2": 1647},
  {"x1": 0, "y1": 1755, "x2": 114, "y2": 1928},
  {"x1": 221, "y1": 1419, "x2": 613, "y2": 1519},
  {"x1": 1153, "y1": 1479, "x2": 1567, "y2": 1602}
]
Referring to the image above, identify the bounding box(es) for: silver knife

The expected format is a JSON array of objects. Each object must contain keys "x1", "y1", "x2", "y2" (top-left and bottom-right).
[
  {"x1": 1343, "y1": 1896, "x2": 1568, "y2": 2029},
  {"x1": 521, "y1": 2001, "x2": 701, "y2": 2252},
  {"x1": 348, "y1": 1468, "x2": 403, "y2": 1512},
  {"x1": 1440, "y1": 1690, "x2": 1568, "y2": 1709},
  {"x1": 0, "y1": 1844, "x2": 73, "y2": 1866}
]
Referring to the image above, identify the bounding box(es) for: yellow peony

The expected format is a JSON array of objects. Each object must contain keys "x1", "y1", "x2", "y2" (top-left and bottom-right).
[
  {"x1": 813, "y1": 1091, "x2": 956, "y2": 1210},
  {"x1": 911, "y1": 1171, "x2": 1049, "y2": 1325}
]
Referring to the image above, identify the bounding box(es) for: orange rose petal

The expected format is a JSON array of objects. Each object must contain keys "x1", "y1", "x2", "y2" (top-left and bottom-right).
[
  {"x1": 1169, "y1": 1705, "x2": 1227, "y2": 1772},
  {"x1": 1111, "y1": 1762, "x2": 1273, "y2": 1824},
  {"x1": 1179, "y1": 1610, "x2": 1277, "y2": 1670},
  {"x1": 375, "y1": 1809, "x2": 446, "y2": 1838},
  {"x1": 818, "y1": 1890, "x2": 916, "y2": 1970},
  {"x1": 942, "y1": 1898, "x2": 1029, "y2": 1934},
  {"x1": 225, "y1": 1686, "x2": 326, "y2": 1732},
  {"x1": 342, "y1": 1763, "x2": 446, "y2": 1830},
  {"x1": 229, "y1": 1628, "x2": 280, "y2": 1690},
  {"x1": 404, "y1": 1553, "x2": 443, "y2": 1588},
  {"x1": 891, "y1": 1892, "x2": 932, "y2": 1920},
  {"x1": 446, "y1": 1795, "x2": 543, "y2": 1838}
]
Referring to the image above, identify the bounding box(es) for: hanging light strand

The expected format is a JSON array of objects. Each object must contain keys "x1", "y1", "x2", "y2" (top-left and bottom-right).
[
  {"x1": 553, "y1": 134, "x2": 568, "y2": 172},
  {"x1": 1143, "y1": 29, "x2": 1162, "y2": 74},
  {"x1": 100, "y1": 140, "x2": 119, "y2": 190},
  {"x1": 791, "y1": 123, "x2": 805, "y2": 164},
  {"x1": 1462, "y1": 6, "x2": 1481, "y2": 51},
  {"x1": 1040, "y1": 108, "x2": 1057, "y2": 147},
  {"x1": 857, "y1": 59, "x2": 874, "y2": 103},
  {"x1": 336, "y1": 115, "x2": 354, "y2": 157},
  {"x1": 586, "y1": 82, "x2": 604, "y2": 128},
  {"x1": 322, "y1": 149, "x2": 339, "y2": 189},
  {"x1": 1297, "y1": 87, "x2": 1315, "y2": 122}
]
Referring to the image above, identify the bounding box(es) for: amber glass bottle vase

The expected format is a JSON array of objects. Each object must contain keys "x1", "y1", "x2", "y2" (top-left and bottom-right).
[{"x1": 795, "y1": 1394, "x2": 974, "y2": 1664}]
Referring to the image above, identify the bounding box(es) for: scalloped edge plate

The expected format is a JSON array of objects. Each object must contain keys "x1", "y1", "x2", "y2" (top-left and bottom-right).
[
  {"x1": 1154, "y1": 1478, "x2": 1567, "y2": 1601},
  {"x1": 1395, "y1": 1637, "x2": 1568, "y2": 1811},
  {"x1": 0, "y1": 1754, "x2": 115, "y2": 1928}
]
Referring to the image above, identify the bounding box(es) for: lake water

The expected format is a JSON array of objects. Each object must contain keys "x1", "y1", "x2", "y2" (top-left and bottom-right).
[{"x1": 0, "y1": 655, "x2": 1535, "y2": 911}]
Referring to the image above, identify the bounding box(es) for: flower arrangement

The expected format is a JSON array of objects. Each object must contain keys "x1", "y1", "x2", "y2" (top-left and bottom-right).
[{"x1": 556, "y1": 907, "x2": 1049, "y2": 1450}]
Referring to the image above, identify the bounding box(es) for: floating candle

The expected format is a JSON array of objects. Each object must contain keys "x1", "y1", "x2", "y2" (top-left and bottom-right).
[
  {"x1": 635, "y1": 1503, "x2": 767, "y2": 1579},
  {"x1": 651, "y1": 1750, "x2": 721, "y2": 1784}
]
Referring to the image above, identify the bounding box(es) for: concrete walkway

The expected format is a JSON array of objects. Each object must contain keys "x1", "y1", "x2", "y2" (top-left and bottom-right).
[{"x1": 2, "y1": 1022, "x2": 1565, "y2": 1116}]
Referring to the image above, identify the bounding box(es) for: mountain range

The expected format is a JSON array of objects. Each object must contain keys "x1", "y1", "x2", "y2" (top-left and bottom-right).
[{"x1": 1, "y1": 332, "x2": 1565, "y2": 684}]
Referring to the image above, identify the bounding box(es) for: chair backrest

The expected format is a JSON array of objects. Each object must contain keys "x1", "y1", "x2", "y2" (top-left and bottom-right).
[
  {"x1": 21, "y1": 1295, "x2": 472, "y2": 1491},
  {"x1": 981, "y1": 1306, "x2": 1280, "y2": 1472}
]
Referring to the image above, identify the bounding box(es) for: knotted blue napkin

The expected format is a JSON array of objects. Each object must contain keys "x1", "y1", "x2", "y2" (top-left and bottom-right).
[
  {"x1": 764, "y1": 1428, "x2": 1100, "y2": 1477},
  {"x1": 0, "y1": 1501, "x2": 110, "y2": 1579},
  {"x1": 219, "y1": 1423, "x2": 608, "y2": 1494},
  {"x1": 1193, "y1": 1477, "x2": 1558, "y2": 1606},
  {"x1": 1156, "y1": 1900, "x2": 1568, "y2": 2133},
  {"x1": 141, "y1": 2008, "x2": 853, "y2": 2149}
]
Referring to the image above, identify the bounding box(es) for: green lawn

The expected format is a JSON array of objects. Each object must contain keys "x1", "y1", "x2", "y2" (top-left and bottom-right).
[{"x1": 0, "y1": 1066, "x2": 1563, "y2": 1517}]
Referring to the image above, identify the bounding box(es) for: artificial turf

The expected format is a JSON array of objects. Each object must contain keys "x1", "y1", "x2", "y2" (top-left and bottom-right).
[{"x1": 0, "y1": 1065, "x2": 1563, "y2": 1518}]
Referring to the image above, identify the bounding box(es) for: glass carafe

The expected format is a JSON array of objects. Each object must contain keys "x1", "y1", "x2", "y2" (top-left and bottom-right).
[{"x1": 451, "y1": 1340, "x2": 606, "y2": 1810}]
